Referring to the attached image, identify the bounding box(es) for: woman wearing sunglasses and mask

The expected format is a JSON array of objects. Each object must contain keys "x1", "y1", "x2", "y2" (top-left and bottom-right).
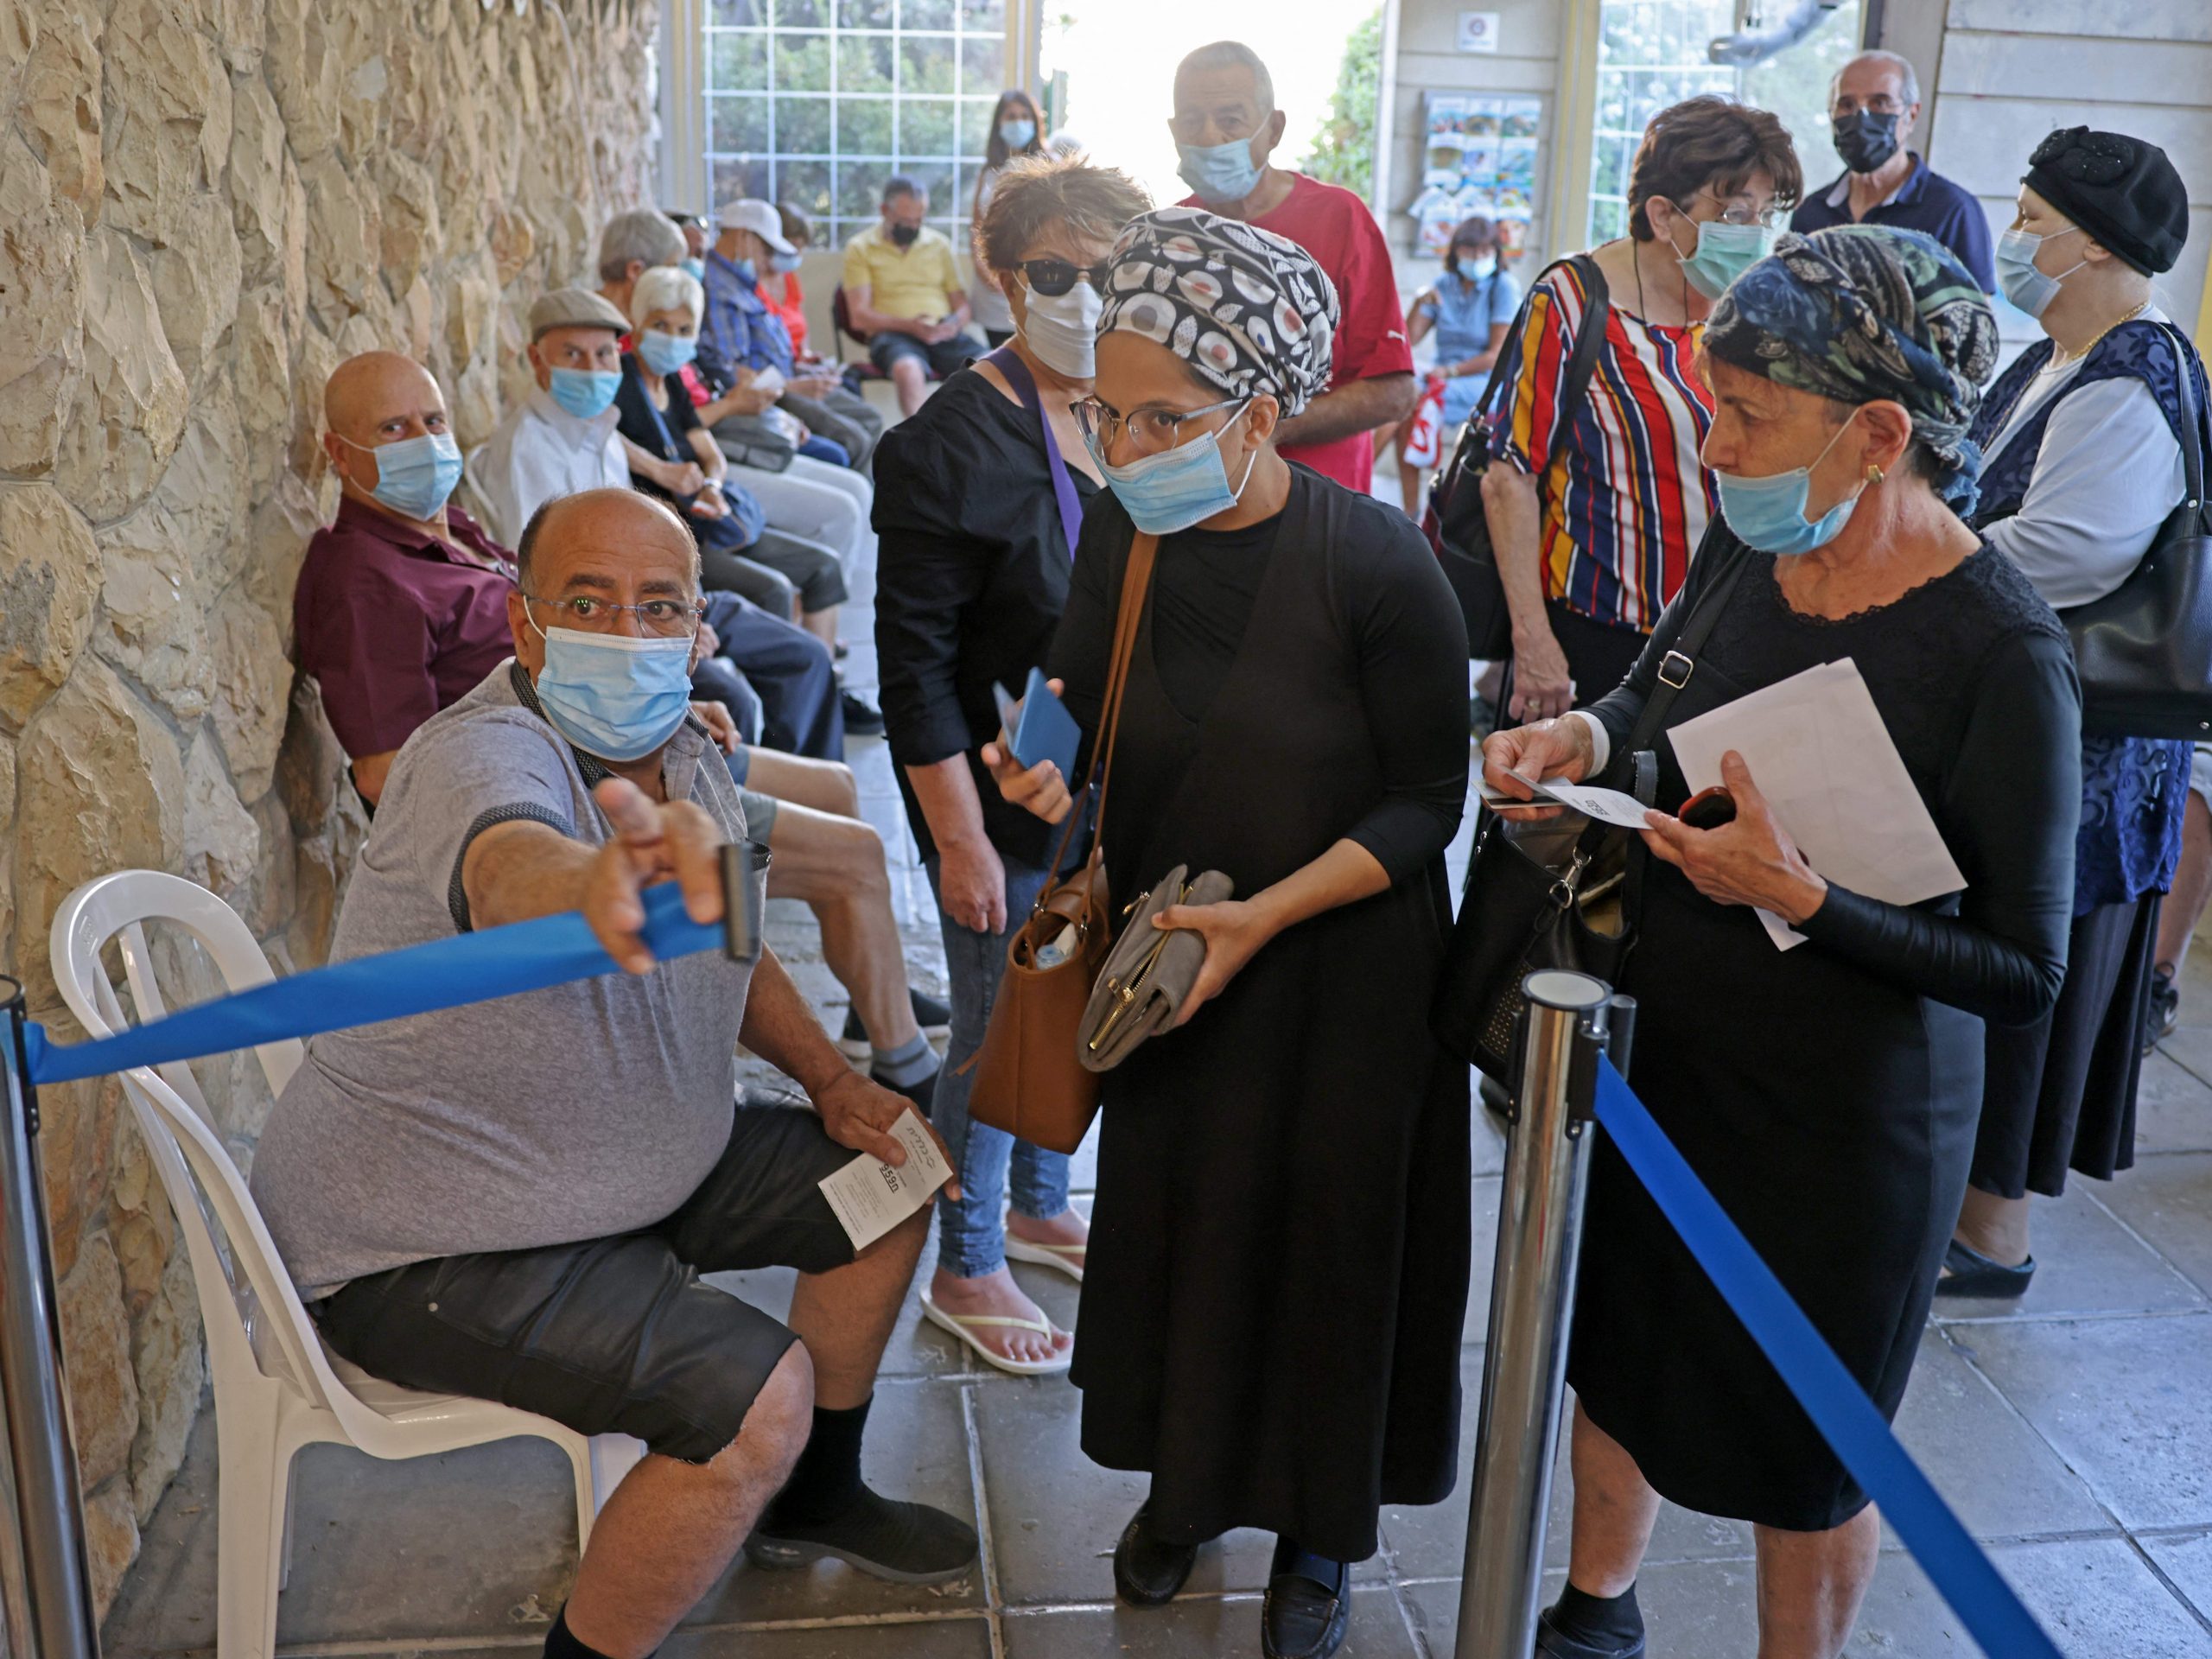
[
  {"x1": 987, "y1": 208, "x2": 1471, "y2": 1659},
  {"x1": 1485, "y1": 96, "x2": 1798, "y2": 724},
  {"x1": 1943, "y1": 130, "x2": 2205, "y2": 1300},
  {"x1": 1484, "y1": 226, "x2": 2077, "y2": 1659},
  {"x1": 874, "y1": 155, "x2": 1152, "y2": 1376},
  {"x1": 970, "y1": 90, "x2": 1050, "y2": 347}
]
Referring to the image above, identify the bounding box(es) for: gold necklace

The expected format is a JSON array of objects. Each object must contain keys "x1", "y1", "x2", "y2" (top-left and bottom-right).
[{"x1": 2049, "y1": 298, "x2": 2151, "y2": 370}]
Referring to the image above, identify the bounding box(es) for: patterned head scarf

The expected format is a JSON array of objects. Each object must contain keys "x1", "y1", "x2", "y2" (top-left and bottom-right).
[
  {"x1": 1097, "y1": 207, "x2": 1339, "y2": 417},
  {"x1": 1702, "y1": 225, "x2": 1999, "y2": 509}
]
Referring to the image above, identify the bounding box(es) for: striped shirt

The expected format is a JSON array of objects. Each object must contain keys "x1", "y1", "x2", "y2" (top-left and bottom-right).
[{"x1": 1487, "y1": 263, "x2": 1716, "y2": 633}]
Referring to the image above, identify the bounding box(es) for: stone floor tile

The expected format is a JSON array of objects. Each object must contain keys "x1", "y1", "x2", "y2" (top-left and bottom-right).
[
  {"x1": 666, "y1": 1614, "x2": 991, "y2": 1657},
  {"x1": 2142, "y1": 1529, "x2": 2212, "y2": 1624},
  {"x1": 1887, "y1": 1328, "x2": 2107, "y2": 1541},
  {"x1": 1405, "y1": 1567, "x2": 1764, "y2": 1659},
  {"x1": 1930, "y1": 1184, "x2": 2206, "y2": 1323},
  {"x1": 2100, "y1": 1153, "x2": 2212, "y2": 1298},
  {"x1": 2135, "y1": 1052, "x2": 2212, "y2": 1156},
  {"x1": 1959, "y1": 1313, "x2": 2212, "y2": 1530},
  {"x1": 1471, "y1": 1091, "x2": 1507, "y2": 1178},
  {"x1": 1002, "y1": 1586, "x2": 1419, "y2": 1658},
  {"x1": 1876, "y1": 1536, "x2": 2212, "y2": 1659},
  {"x1": 679, "y1": 1379, "x2": 983, "y2": 1625},
  {"x1": 1464, "y1": 1175, "x2": 1501, "y2": 1349},
  {"x1": 969, "y1": 1380, "x2": 1383, "y2": 1608},
  {"x1": 101, "y1": 1412, "x2": 220, "y2": 1655}
]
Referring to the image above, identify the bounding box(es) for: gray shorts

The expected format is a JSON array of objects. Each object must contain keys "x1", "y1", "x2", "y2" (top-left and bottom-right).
[
  {"x1": 741, "y1": 787, "x2": 780, "y2": 840},
  {"x1": 2190, "y1": 744, "x2": 2212, "y2": 814}
]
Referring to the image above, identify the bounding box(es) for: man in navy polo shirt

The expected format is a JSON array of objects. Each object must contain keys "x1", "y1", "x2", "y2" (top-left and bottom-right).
[{"x1": 1789, "y1": 49, "x2": 1993, "y2": 292}]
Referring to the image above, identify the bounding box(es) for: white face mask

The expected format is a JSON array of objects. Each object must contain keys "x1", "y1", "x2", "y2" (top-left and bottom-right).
[{"x1": 1018, "y1": 278, "x2": 1103, "y2": 379}]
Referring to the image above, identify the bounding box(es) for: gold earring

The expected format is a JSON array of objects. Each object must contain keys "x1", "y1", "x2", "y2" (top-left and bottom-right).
[{"x1": 1866, "y1": 463, "x2": 1885, "y2": 484}]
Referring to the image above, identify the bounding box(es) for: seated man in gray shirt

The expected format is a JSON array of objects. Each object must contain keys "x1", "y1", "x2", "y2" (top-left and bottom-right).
[{"x1": 251, "y1": 487, "x2": 974, "y2": 1659}]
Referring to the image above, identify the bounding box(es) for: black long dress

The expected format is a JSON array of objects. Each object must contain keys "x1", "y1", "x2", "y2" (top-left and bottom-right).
[
  {"x1": 1046, "y1": 467, "x2": 1472, "y2": 1562},
  {"x1": 1573, "y1": 525, "x2": 2079, "y2": 1530}
]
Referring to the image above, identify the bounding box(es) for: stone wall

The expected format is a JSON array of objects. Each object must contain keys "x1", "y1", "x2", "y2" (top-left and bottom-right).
[{"x1": 0, "y1": 0, "x2": 659, "y2": 1613}]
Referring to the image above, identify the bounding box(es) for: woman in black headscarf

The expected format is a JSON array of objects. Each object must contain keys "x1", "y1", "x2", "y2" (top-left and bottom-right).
[
  {"x1": 988, "y1": 207, "x2": 1473, "y2": 1659},
  {"x1": 1484, "y1": 226, "x2": 2078, "y2": 1658}
]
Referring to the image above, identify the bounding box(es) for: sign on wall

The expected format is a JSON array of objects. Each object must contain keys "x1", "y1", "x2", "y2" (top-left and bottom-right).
[{"x1": 1456, "y1": 10, "x2": 1501, "y2": 52}]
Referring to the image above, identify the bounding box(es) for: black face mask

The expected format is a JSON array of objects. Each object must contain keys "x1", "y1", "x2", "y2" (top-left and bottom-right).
[
  {"x1": 1833, "y1": 109, "x2": 1902, "y2": 175},
  {"x1": 887, "y1": 221, "x2": 919, "y2": 247}
]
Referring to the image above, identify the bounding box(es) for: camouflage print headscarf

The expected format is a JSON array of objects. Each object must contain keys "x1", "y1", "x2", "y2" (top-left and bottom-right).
[{"x1": 1702, "y1": 225, "x2": 1999, "y2": 510}]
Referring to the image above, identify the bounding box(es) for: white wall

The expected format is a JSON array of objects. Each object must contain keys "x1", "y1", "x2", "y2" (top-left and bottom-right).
[{"x1": 1929, "y1": 0, "x2": 2212, "y2": 344}]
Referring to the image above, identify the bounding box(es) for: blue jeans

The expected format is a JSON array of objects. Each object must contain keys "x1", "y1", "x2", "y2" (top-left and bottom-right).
[{"x1": 925, "y1": 852, "x2": 1072, "y2": 1277}]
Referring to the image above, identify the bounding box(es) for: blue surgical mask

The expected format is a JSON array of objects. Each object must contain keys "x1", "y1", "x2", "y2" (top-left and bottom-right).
[
  {"x1": 1671, "y1": 217, "x2": 1776, "y2": 301},
  {"x1": 732, "y1": 256, "x2": 759, "y2": 286},
  {"x1": 546, "y1": 365, "x2": 622, "y2": 420},
  {"x1": 1088, "y1": 403, "x2": 1258, "y2": 535},
  {"x1": 637, "y1": 329, "x2": 698, "y2": 376},
  {"x1": 1000, "y1": 117, "x2": 1038, "y2": 150},
  {"x1": 1712, "y1": 410, "x2": 1867, "y2": 556},
  {"x1": 680, "y1": 256, "x2": 707, "y2": 283},
  {"x1": 1996, "y1": 226, "x2": 2086, "y2": 320},
  {"x1": 531, "y1": 627, "x2": 695, "y2": 762},
  {"x1": 1176, "y1": 137, "x2": 1262, "y2": 206},
  {"x1": 340, "y1": 430, "x2": 463, "y2": 521},
  {"x1": 770, "y1": 251, "x2": 803, "y2": 275}
]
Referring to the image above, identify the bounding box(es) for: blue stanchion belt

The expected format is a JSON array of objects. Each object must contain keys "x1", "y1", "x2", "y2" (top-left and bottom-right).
[
  {"x1": 23, "y1": 882, "x2": 723, "y2": 1088},
  {"x1": 1593, "y1": 1056, "x2": 2063, "y2": 1659}
]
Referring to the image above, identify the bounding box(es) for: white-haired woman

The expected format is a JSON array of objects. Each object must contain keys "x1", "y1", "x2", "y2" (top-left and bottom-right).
[{"x1": 616, "y1": 264, "x2": 849, "y2": 652}]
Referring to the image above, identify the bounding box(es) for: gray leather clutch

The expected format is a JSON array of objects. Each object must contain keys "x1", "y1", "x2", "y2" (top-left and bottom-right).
[{"x1": 1077, "y1": 864, "x2": 1236, "y2": 1072}]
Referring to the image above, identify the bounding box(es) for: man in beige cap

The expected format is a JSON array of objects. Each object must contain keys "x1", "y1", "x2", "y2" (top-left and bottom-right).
[{"x1": 476, "y1": 288, "x2": 644, "y2": 547}]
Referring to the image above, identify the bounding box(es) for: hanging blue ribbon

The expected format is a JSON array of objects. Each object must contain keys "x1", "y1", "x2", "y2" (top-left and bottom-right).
[
  {"x1": 24, "y1": 882, "x2": 724, "y2": 1088},
  {"x1": 1592, "y1": 1057, "x2": 2063, "y2": 1659}
]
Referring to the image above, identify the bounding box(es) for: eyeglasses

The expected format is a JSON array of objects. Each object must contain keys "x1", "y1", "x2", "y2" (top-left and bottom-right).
[
  {"x1": 523, "y1": 591, "x2": 705, "y2": 639},
  {"x1": 1692, "y1": 190, "x2": 1784, "y2": 230},
  {"x1": 1072, "y1": 394, "x2": 1246, "y2": 457},
  {"x1": 1016, "y1": 257, "x2": 1112, "y2": 297}
]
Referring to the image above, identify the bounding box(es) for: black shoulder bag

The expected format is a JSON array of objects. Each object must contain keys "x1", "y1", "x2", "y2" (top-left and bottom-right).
[
  {"x1": 1432, "y1": 539, "x2": 1751, "y2": 1077},
  {"x1": 2056, "y1": 322, "x2": 2212, "y2": 740},
  {"x1": 1425, "y1": 256, "x2": 1612, "y2": 660}
]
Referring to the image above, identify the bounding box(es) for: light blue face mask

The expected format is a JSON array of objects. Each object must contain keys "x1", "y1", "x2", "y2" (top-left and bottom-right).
[
  {"x1": 1089, "y1": 402, "x2": 1258, "y2": 535},
  {"x1": 546, "y1": 365, "x2": 623, "y2": 421},
  {"x1": 680, "y1": 256, "x2": 707, "y2": 283},
  {"x1": 531, "y1": 626, "x2": 695, "y2": 762},
  {"x1": 731, "y1": 256, "x2": 760, "y2": 287},
  {"x1": 1000, "y1": 117, "x2": 1038, "y2": 149},
  {"x1": 637, "y1": 329, "x2": 699, "y2": 377},
  {"x1": 770, "y1": 250, "x2": 803, "y2": 276},
  {"x1": 340, "y1": 430, "x2": 463, "y2": 521},
  {"x1": 1995, "y1": 226, "x2": 2085, "y2": 320},
  {"x1": 1176, "y1": 137, "x2": 1263, "y2": 206},
  {"x1": 1672, "y1": 216, "x2": 1777, "y2": 302},
  {"x1": 1713, "y1": 410, "x2": 1867, "y2": 556}
]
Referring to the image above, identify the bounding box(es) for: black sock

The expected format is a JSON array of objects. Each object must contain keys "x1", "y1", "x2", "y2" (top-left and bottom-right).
[
  {"x1": 1268, "y1": 1535, "x2": 1348, "y2": 1595},
  {"x1": 1547, "y1": 1580, "x2": 1643, "y2": 1649},
  {"x1": 765, "y1": 1396, "x2": 871, "y2": 1524},
  {"x1": 544, "y1": 1605, "x2": 642, "y2": 1659}
]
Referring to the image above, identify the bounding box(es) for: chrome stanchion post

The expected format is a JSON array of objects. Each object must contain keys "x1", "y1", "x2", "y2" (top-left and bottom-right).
[
  {"x1": 1456, "y1": 969, "x2": 1613, "y2": 1659},
  {"x1": 0, "y1": 979, "x2": 102, "y2": 1659}
]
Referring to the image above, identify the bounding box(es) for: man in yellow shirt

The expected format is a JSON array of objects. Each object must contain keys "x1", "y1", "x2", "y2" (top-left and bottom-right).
[{"x1": 842, "y1": 175, "x2": 976, "y2": 415}]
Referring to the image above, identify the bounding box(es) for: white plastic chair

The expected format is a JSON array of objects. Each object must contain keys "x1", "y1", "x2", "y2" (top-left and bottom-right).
[{"x1": 49, "y1": 871, "x2": 644, "y2": 1659}]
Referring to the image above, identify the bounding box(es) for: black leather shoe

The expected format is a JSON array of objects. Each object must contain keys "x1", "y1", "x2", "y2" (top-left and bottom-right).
[
  {"x1": 1262, "y1": 1554, "x2": 1350, "y2": 1659},
  {"x1": 1112, "y1": 1502, "x2": 1197, "y2": 1605},
  {"x1": 1535, "y1": 1605, "x2": 1646, "y2": 1657},
  {"x1": 1936, "y1": 1239, "x2": 2035, "y2": 1300}
]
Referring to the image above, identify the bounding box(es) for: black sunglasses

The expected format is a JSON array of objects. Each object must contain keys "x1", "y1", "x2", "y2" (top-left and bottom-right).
[{"x1": 1016, "y1": 257, "x2": 1111, "y2": 297}]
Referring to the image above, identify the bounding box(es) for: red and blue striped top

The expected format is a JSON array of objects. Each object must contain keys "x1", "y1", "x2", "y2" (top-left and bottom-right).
[{"x1": 1487, "y1": 262, "x2": 1717, "y2": 633}]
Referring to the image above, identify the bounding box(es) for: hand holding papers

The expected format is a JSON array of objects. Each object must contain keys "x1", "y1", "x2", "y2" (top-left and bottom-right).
[
  {"x1": 818, "y1": 1109, "x2": 951, "y2": 1251},
  {"x1": 1477, "y1": 769, "x2": 1654, "y2": 829},
  {"x1": 1665, "y1": 658, "x2": 1965, "y2": 950}
]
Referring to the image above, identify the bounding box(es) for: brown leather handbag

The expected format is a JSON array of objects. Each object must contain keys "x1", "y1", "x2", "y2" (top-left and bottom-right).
[{"x1": 965, "y1": 532, "x2": 1160, "y2": 1155}]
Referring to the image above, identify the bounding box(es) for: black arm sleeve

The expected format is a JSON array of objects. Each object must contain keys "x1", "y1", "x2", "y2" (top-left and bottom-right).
[
  {"x1": 1580, "y1": 533, "x2": 1732, "y2": 779},
  {"x1": 872, "y1": 426, "x2": 998, "y2": 769},
  {"x1": 1793, "y1": 631, "x2": 2081, "y2": 1025},
  {"x1": 1338, "y1": 513, "x2": 1471, "y2": 880}
]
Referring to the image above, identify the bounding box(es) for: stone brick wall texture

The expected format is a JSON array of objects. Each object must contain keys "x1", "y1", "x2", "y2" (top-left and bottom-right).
[{"x1": 0, "y1": 0, "x2": 659, "y2": 1612}]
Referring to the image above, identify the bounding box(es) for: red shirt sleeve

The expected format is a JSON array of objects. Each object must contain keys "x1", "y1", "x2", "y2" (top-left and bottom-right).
[{"x1": 1325, "y1": 198, "x2": 1414, "y2": 387}]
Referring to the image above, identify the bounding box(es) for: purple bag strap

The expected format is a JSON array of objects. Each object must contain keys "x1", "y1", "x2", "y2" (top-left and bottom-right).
[{"x1": 987, "y1": 346, "x2": 1085, "y2": 561}]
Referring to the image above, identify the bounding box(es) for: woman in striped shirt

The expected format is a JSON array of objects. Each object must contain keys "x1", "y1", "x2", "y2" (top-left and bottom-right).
[{"x1": 1484, "y1": 97, "x2": 1802, "y2": 720}]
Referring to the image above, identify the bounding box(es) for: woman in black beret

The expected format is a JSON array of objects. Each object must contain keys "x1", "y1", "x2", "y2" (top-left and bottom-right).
[{"x1": 1945, "y1": 126, "x2": 2209, "y2": 1297}]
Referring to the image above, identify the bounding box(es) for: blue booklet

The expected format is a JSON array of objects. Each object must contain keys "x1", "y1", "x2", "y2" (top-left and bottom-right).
[{"x1": 992, "y1": 667, "x2": 1082, "y2": 782}]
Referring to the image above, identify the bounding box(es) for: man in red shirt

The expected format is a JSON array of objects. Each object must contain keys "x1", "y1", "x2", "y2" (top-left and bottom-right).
[{"x1": 1171, "y1": 40, "x2": 1414, "y2": 494}]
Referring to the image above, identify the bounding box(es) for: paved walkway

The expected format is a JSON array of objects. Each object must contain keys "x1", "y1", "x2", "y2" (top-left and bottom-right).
[{"x1": 103, "y1": 564, "x2": 2212, "y2": 1658}]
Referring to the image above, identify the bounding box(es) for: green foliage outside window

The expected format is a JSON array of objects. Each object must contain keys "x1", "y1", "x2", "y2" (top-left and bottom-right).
[{"x1": 1302, "y1": 7, "x2": 1383, "y2": 205}]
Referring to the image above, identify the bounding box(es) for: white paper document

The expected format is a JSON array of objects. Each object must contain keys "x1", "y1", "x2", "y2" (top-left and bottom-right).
[
  {"x1": 1666, "y1": 658, "x2": 1965, "y2": 951},
  {"x1": 748, "y1": 365, "x2": 788, "y2": 399},
  {"x1": 817, "y1": 1109, "x2": 951, "y2": 1251},
  {"x1": 1477, "y1": 772, "x2": 1653, "y2": 829}
]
